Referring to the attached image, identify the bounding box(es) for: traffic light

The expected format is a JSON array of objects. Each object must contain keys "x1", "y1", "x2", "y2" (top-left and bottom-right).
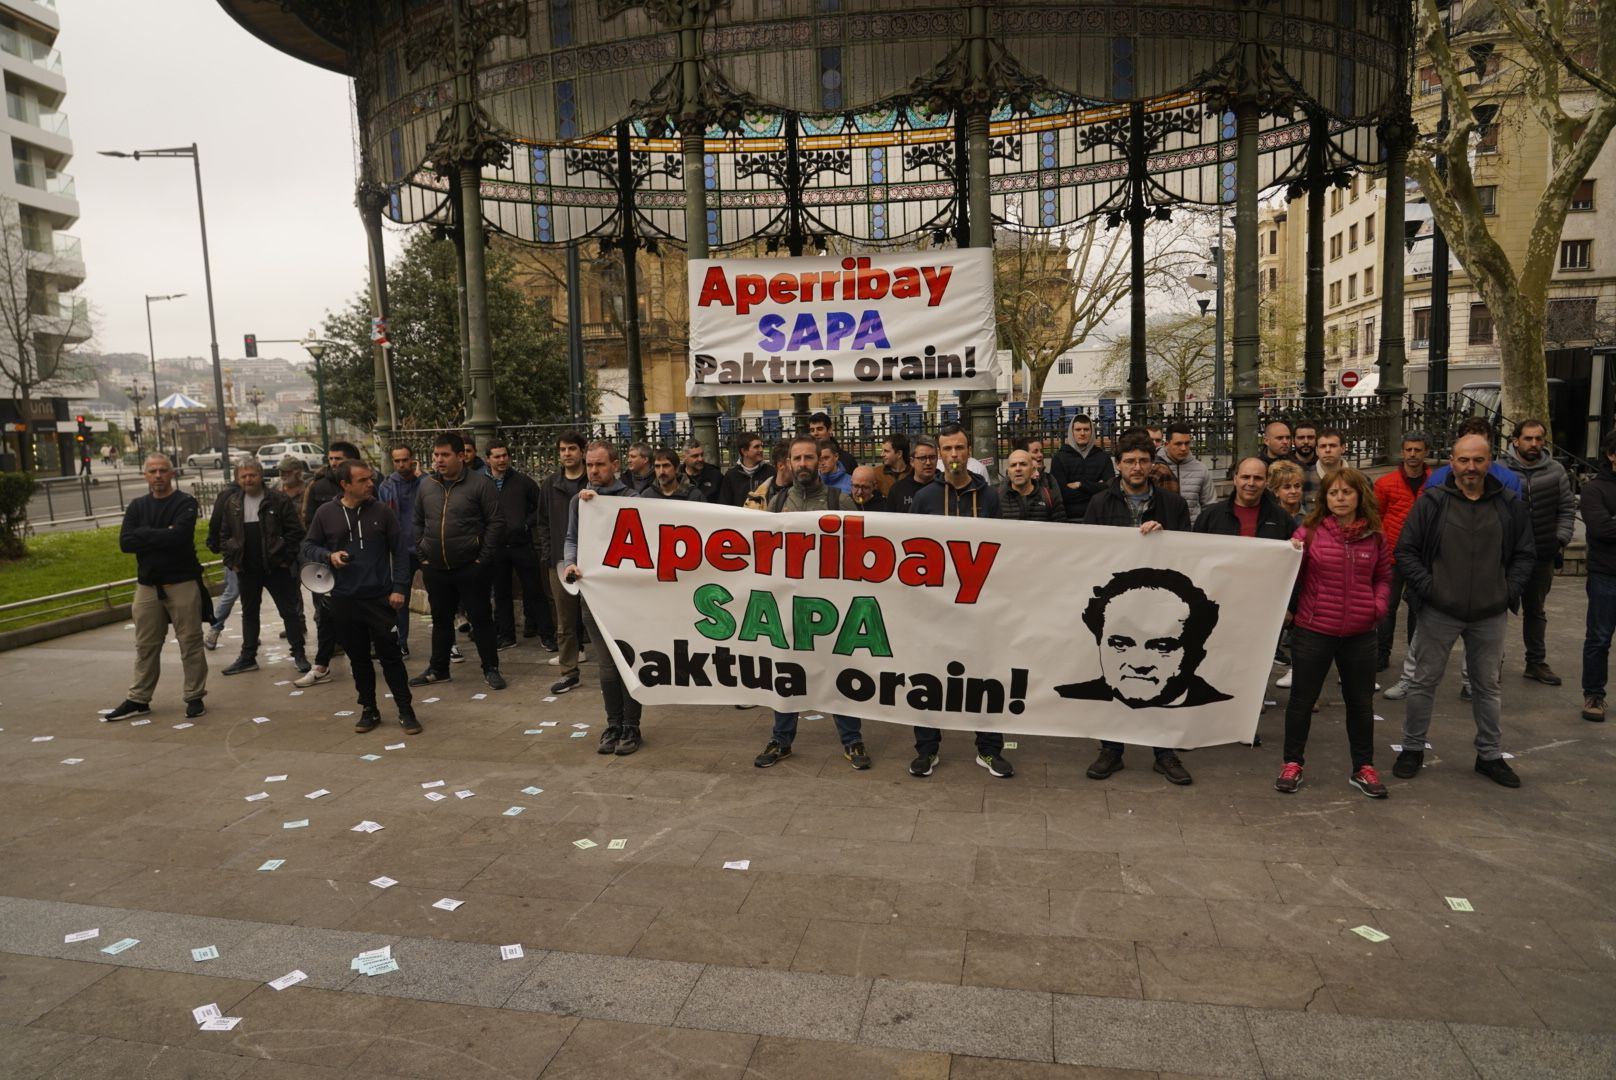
[{"x1": 244, "y1": 333, "x2": 258, "y2": 358}]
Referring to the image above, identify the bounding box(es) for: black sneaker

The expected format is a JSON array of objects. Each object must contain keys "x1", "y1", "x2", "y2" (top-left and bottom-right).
[
  {"x1": 1154, "y1": 753, "x2": 1193, "y2": 785},
  {"x1": 754, "y1": 741, "x2": 791, "y2": 768},
  {"x1": 484, "y1": 669, "x2": 507, "y2": 691},
  {"x1": 104, "y1": 699, "x2": 151, "y2": 722},
  {"x1": 1392, "y1": 749, "x2": 1424, "y2": 779},
  {"x1": 409, "y1": 669, "x2": 449, "y2": 686},
  {"x1": 1086, "y1": 747, "x2": 1125, "y2": 780},
  {"x1": 551, "y1": 673, "x2": 580, "y2": 695},
  {"x1": 908, "y1": 752, "x2": 937, "y2": 777},
  {"x1": 457, "y1": 621, "x2": 472, "y2": 636},
  {"x1": 598, "y1": 727, "x2": 621, "y2": 755},
  {"x1": 185, "y1": 699, "x2": 206, "y2": 719},
  {"x1": 1475, "y1": 755, "x2": 1521, "y2": 788},
  {"x1": 399, "y1": 707, "x2": 422, "y2": 735},
  {"x1": 615, "y1": 727, "x2": 641, "y2": 756},
  {"x1": 399, "y1": 644, "x2": 410, "y2": 659},
  {"x1": 355, "y1": 706, "x2": 381, "y2": 733},
  {"x1": 291, "y1": 653, "x2": 312, "y2": 675},
  {"x1": 539, "y1": 636, "x2": 557, "y2": 653},
  {"x1": 449, "y1": 645, "x2": 466, "y2": 664},
  {"x1": 1459, "y1": 681, "x2": 1472, "y2": 701},
  {"x1": 976, "y1": 753, "x2": 1014, "y2": 779},
  {"x1": 843, "y1": 743, "x2": 872, "y2": 770},
  {"x1": 222, "y1": 656, "x2": 259, "y2": 676},
  {"x1": 496, "y1": 637, "x2": 518, "y2": 651}
]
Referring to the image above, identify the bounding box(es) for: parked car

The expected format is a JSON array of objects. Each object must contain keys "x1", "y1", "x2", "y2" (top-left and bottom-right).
[
  {"x1": 257, "y1": 442, "x2": 324, "y2": 471},
  {"x1": 185, "y1": 447, "x2": 256, "y2": 470}
]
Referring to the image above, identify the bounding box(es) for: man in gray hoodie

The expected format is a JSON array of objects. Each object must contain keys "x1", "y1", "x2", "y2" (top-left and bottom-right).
[
  {"x1": 1394, "y1": 432, "x2": 1536, "y2": 788},
  {"x1": 1155, "y1": 422, "x2": 1217, "y2": 523},
  {"x1": 1501, "y1": 419, "x2": 1576, "y2": 686}
]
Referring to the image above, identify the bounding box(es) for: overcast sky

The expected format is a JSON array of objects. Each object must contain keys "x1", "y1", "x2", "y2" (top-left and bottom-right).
[{"x1": 63, "y1": 0, "x2": 395, "y2": 363}]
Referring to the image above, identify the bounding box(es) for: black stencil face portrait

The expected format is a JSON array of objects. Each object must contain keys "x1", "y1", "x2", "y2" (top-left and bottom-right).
[{"x1": 1056, "y1": 567, "x2": 1231, "y2": 710}]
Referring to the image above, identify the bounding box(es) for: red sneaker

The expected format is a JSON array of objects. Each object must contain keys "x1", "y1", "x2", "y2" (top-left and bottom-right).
[
  {"x1": 1350, "y1": 765, "x2": 1389, "y2": 799},
  {"x1": 1274, "y1": 761, "x2": 1304, "y2": 793}
]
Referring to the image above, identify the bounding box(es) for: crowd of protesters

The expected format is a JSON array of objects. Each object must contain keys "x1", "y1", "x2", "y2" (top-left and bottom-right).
[{"x1": 102, "y1": 408, "x2": 1598, "y2": 799}]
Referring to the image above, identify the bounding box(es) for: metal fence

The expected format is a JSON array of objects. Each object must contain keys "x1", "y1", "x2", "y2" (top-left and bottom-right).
[{"x1": 383, "y1": 391, "x2": 1538, "y2": 481}]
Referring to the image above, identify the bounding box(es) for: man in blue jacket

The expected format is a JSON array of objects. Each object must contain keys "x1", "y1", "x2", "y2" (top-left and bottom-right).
[{"x1": 303, "y1": 460, "x2": 419, "y2": 735}]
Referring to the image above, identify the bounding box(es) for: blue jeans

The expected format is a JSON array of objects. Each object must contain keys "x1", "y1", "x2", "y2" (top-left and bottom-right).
[
  {"x1": 1582, "y1": 573, "x2": 1616, "y2": 697},
  {"x1": 772, "y1": 710, "x2": 861, "y2": 749},
  {"x1": 210, "y1": 568, "x2": 240, "y2": 632}
]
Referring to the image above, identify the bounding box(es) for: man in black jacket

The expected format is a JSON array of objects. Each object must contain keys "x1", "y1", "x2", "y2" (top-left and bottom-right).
[
  {"x1": 809, "y1": 412, "x2": 859, "y2": 474},
  {"x1": 304, "y1": 459, "x2": 419, "y2": 734},
  {"x1": 211, "y1": 460, "x2": 309, "y2": 676},
  {"x1": 1050, "y1": 414, "x2": 1114, "y2": 521},
  {"x1": 1579, "y1": 428, "x2": 1616, "y2": 722},
  {"x1": 1194, "y1": 457, "x2": 1293, "y2": 539},
  {"x1": 485, "y1": 439, "x2": 552, "y2": 650},
  {"x1": 680, "y1": 439, "x2": 724, "y2": 501},
  {"x1": 1501, "y1": 418, "x2": 1576, "y2": 685},
  {"x1": 848, "y1": 466, "x2": 888, "y2": 512},
  {"x1": 105, "y1": 454, "x2": 208, "y2": 721},
  {"x1": 717, "y1": 431, "x2": 768, "y2": 507},
  {"x1": 410, "y1": 431, "x2": 508, "y2": 690},
  {"x1": 888, "y1": 436, "x2": 938, "y2": 513},
  {"x1": 1394, "y1": 432, "x2": 1536, "y2": 787},
  {"x1": 1082, "y1": 434, "x2": 1196, "y2": 785},
  {"x1": 537, "y1": 432, "x2": 589, "y2": 688},
  {"x1": 294, "y1": 440, "x2": 361, "y2": 688},
  {"x1": 999, "y1": 449, "x2": 1064, "y2": 522},
  {"x1": 644, "y1": 447, "x2": 706, "y2": 500}
]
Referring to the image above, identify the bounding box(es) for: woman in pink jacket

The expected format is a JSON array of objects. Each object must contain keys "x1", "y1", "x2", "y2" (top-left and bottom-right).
[{"x1": 1276, "y1": 467, "x2": 1394, "y2": 798}]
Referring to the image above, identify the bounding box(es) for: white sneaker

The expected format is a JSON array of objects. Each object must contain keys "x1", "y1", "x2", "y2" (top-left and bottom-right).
[
  {"x1": 547, "y1": 655, "x2": 561, "y2": 666},
  {"x1": 1276, "y1": 669, "x2": 1293, "y2": 689},
  {"x1": 203, "y1": 626, "x2": 220, "y2": 651},
  {"x1": 294, "y1": 665, "x2": 331, "y2": 688},
  {"x1": 1383, "y1": 679, "x2": 1410, "y2": 700},
  {"x1": 449, "y1": 645, "x2": 466, "y2": 664}
]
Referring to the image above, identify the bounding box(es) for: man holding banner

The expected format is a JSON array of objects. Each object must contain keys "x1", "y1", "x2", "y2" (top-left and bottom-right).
[
  {"x1": 910, "y1": 423, "x2": 1012, "y2": 779},
  {"x1": 1081, "y1": 433, "x2": 1198, "y2": 785},
  {"x1": 563, "y1": 441, "x2": 646, "y2": 756},
  {"x1": 753, "y1": 435, "x2": 871, "y2": 770}
]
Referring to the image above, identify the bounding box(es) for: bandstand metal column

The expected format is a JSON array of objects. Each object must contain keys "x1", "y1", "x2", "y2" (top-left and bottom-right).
[
  {"x1": 1303, "y1": 109, "x2": 1329, "y2": 398},
  {"x1": 682, "y1": 1, "x2": 720, "y2": 463},
  {"x1": 1376, "y1": 98, "x2": 1413, "y2": 459}
]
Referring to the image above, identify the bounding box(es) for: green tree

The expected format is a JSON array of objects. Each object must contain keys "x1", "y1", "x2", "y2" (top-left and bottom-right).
[
  {"x1": 319, "y1": 231, "x2": 578, "y2": 430},
  {"x1": 1100, "y1": 312, "x2": 1217, "y2": 402}
]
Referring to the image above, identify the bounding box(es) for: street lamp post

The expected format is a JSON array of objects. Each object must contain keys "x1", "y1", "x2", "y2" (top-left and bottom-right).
[
  {"x1": 246, "y1": 385, "x2": 264, "y2": 427},
  {"x1": 300, "y1": 341, "x2": 332, "y2": 450},
  {"x1": 144, "y1": 292, "x2": 184, "y2": 460},
  {"x1": 124, "y1": 382, "x2": 146, "y2": 455},
  {"x1": 101, "y1": 145, "x2": 228, "y2": 464}
]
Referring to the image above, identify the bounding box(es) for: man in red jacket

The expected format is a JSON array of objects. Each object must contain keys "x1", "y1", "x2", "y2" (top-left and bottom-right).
[{"x1": 1375, "y1": 432, "x2": 1430, "y2": 694}]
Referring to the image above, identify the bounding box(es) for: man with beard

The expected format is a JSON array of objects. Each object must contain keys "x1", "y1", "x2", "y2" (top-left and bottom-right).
[
  {"x1": 1081, "y1": 433, "x2": 1196, "y2": 785},
  {"x1": 378, "y1": 445, "x2": 424, "y2": 657},
  {"x1": 294, "y1": 441, "x2": 361, "y2": 688},
  {"x1": 643, "y1": 447, "x2": 706, "y2": 500},
  {"x1": 681, "y1": 438, "x2": 724, "y2": 501},
  {"x1": 1501, "y1": 419, "x2": 1575, "y2": 685}
]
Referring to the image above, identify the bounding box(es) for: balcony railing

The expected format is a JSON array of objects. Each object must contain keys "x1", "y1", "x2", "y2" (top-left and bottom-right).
[
  {"x1": 51, "y1": 232, "x2": 80, "y2": 260},
  {"x1": 0, "y1": 26, "x2": 61, "y2": 72},
  {"x1": 15, "y1": 160, "x2": 76, "y2": 198},
  {"x1": 28, "y1": 293, "x2": 87, "y2": 322},
  {"x1": 6, "y1": 92, "x2": 68, "y2": 136}
]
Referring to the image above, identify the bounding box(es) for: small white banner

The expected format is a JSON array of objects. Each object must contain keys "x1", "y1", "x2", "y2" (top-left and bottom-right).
[
  {"x1": 687, "y1": 249, "x2": 998, "y2": 396},
  {"x1": 575, "y1": 499, "x2": 1299, "y2": 747}
]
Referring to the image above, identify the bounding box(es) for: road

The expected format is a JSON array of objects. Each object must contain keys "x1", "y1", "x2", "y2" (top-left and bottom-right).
[{"x1": 26, "y1": 467, "x2": 236, "y2": 533}]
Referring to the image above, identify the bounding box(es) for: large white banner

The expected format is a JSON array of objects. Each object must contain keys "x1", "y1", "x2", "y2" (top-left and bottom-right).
[
  {"x1": 576, "y1": 498, "x2": 1301, "y2": 748},
  {"x1": 686, "y1": 249, "x2": 1000, "y2": 396}
]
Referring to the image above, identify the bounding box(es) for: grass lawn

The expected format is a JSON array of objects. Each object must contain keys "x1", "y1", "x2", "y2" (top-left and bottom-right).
[{"x1": 0, "y1": 523, "x2": 219, "y2": 631}]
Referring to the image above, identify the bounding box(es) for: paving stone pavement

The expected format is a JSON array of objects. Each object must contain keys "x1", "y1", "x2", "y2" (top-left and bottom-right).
[{"x1": 1, "y1": 586, "x2": 1615, "y2": 1079}]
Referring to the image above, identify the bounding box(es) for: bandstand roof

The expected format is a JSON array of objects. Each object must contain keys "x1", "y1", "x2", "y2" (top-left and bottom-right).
[{"x1": 218, "y1": 1, "x2": 1412, "y2": 248}]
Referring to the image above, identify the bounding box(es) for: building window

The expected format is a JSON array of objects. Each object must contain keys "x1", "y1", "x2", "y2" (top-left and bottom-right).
[
  {"x1": 1420, "y1": 66, "x2": 1440, "y2": 94},
  {"x1": 1571, "y1": 179, "x2": 1595, "y2": 212},
  {"x1": 1347, "y1": 325, "x2": 1359, "y2": 356},
  {"x1": 1363, "y1": 317, "x2": 1376, "y2": 351},
  {"x1": 1364, "y1": 265, "x2": 1374, "y2": 295},
  {"x1": 1350, "y1": 176, "x2": 1360, "y2": 201},
  {"x1": 1348, "y1": 274, "x2": 1358, "y2": 301},
  {"x1": 1348, "y1": 224, "x2": 1359, "y2": 251},
  {"x1": 1561, "y1": 239, "x2": 1593, "y2": 271},
  {"x1": 1266, "y1": 267, "x2": 1277, "y2": 292},
  {"x1": 1330, "y1": 189, "x2": 1343, "y2": 214},
  {"x1": 1477, "y1": 186, "x2": 1498, "y2": 215},
  {"x1": 1056, "y1": 357, "x2": 1073, "y2": 375},
  {"x1": 1267, "y1": 308, "x2": 1278, "y2": 330},
  {"x1": 1365, "y1": 213, "x2": 1376, "y2": 243},
  {"x1": 1413, "y1": 307, "x2": 1432, "y2": 348},
  {"x1": 1268, "y1": 230, "x2": 1277, "y2": 255},
  {"x1": 1330, "y1": 234, "x2": 1342, "y2": 260},
  {"x1": 1329, "y1": 281, "x2": 1342, "y2": 307},
  {"x1": 1476, "y1": 124, "x2": 1499, "y2": 154},
  {"x1": 1469, "y1": 303, "x2": 1494, "y2": 345},
  {"x1": 1548, "y1": 297, "x2": 1598, "y2": 341}
]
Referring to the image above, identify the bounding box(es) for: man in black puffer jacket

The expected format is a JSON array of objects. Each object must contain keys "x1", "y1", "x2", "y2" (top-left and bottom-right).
[
  {"x1": 1194, "y1": 458, "x2": 1293, "y2": 540},
  {"x1": 485, "y1": 438, "x2": 552, "y2": 650},
  {"x1": 211, "y1": 460, "x2": 309, "y2": 677},
  {"x1": 1500, "y1": 419, "x2": 1576, "y2": 686},
  {"x1": 1049, "y1": 414, "x2": 1114, "y2": 521},
  {"x1": 411, "y1": 431, "x2": 507, "y2": 690}
]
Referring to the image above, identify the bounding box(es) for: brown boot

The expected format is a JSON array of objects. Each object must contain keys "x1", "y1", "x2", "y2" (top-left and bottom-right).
[
  {"x1": 1524, "y1": 662, "x2": 1563, "y2": 686},
  {"x1": 1583, "y1": 695, "x2": 1606, "y2": 723}
]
